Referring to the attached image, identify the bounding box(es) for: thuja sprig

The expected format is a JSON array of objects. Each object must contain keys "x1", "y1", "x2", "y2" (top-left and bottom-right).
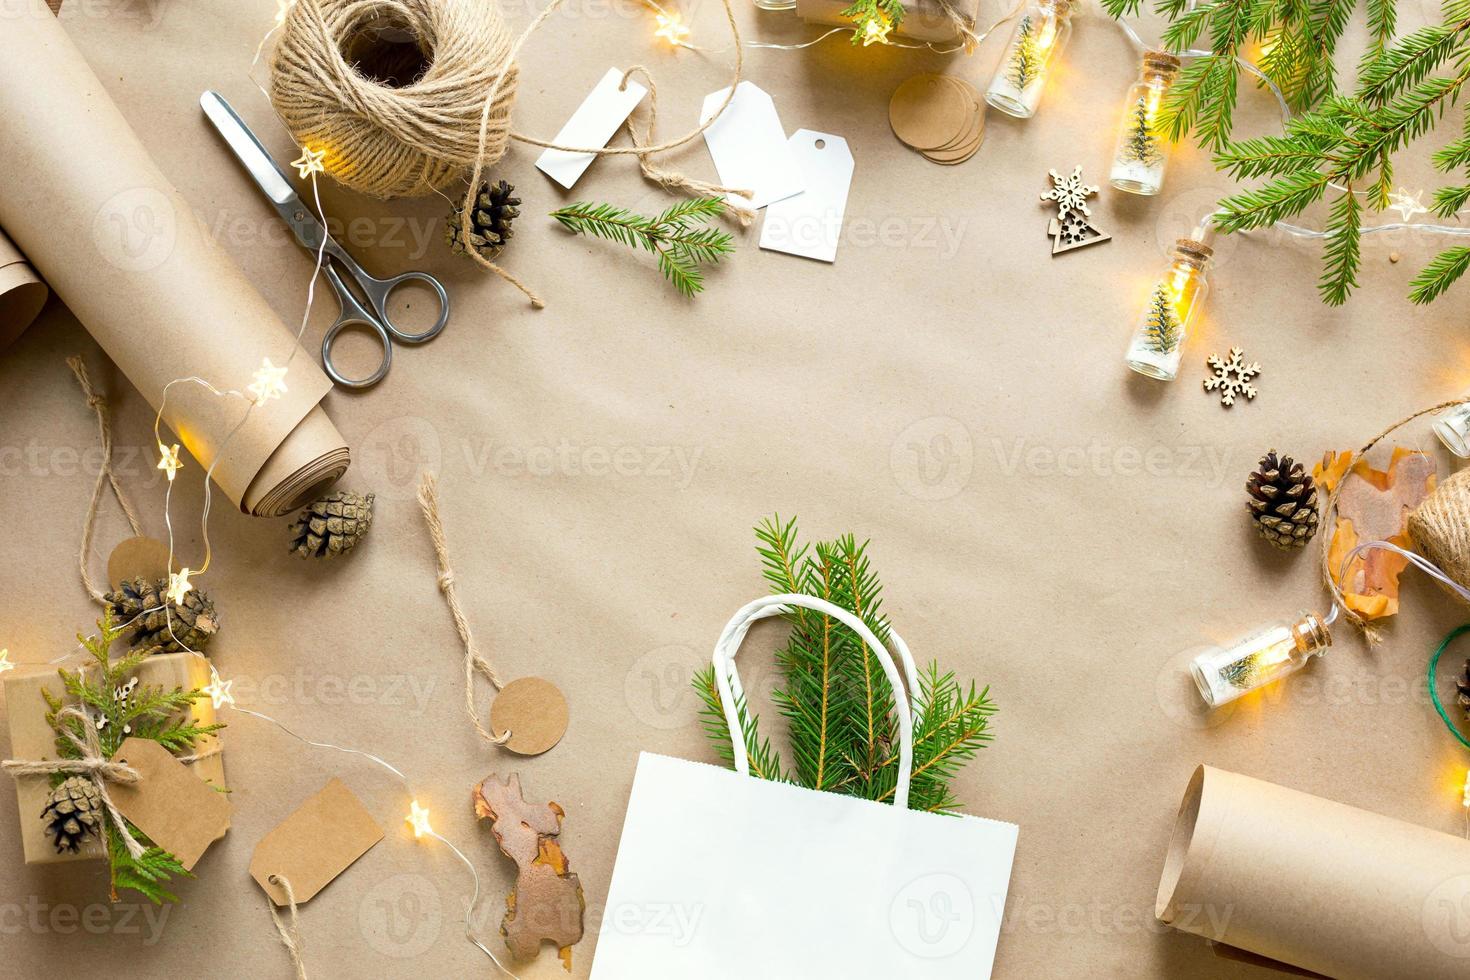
[
  {"x1": 693, "y1": 516, "x2": 997, "y2": 813},
  {"x1": 549, "y1": 197, "x2": 735, "y2": 297},
  {"x1": 42, "y1": 612, "x2": 223, "y2": 903},
  {"x1": 840, "y1": 0, "x2": 904, "y2": 43}
]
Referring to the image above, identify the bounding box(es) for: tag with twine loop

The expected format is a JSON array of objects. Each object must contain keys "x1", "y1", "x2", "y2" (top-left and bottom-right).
[{"x1": 270, "y1": 0, "x2": 755, "y2": 308}]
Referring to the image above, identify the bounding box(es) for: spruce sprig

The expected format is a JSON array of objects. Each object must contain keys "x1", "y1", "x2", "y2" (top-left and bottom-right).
[
  {"x1": 1006, "y1": 16, "x2": 1044, "y2": 90},
  {"x1": 550, "y1": 198, "x2": 734, "y2": 297},
  {"x1": 41, "y1": 613, "x2": 223, "y2": 903},
  {"x1": 693, "y1": 517, "x2": 997, "y2": 813}
]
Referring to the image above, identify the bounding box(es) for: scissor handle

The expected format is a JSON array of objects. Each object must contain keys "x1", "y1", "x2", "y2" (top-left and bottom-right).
[
  {"x1": 321, "y1": 265, "x2": 393, "y2": 389},
  {"x1": 356, "y1": 270, "x2": 450, "y2": 344}
]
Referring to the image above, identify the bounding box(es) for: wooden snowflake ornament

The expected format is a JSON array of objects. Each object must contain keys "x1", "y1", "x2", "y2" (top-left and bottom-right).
[
  {"x1": 1204, "y1": 347, "x2": 1261, "y2": 406},
  {"x1": 1040, "y1": 166, "x2": 1111, "y2": 254}
]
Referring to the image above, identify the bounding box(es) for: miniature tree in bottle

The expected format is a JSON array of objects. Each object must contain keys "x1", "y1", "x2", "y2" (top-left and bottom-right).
[
  {"x1": 1189, "y1": 612, "x2": 1331, "y2": 709},
  {"x1": 985, "y1": 0, "x2": 1073, "y2": 119},
  {"x1": 1109, "y1": 52, "x2": 1180, "y2": 196},
  {"x1": 1124, "y1": 238, "x2": 1212, "y2": 381}
]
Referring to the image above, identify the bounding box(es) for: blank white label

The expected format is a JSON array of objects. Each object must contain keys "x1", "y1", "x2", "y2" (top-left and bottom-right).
[
  {"x1": 699, "y1": 82, "x2": 804, "y2": 210},
  {"x1": 759, "y1": 130, "x2": 854, "y2": 263},
  {"x1": 536, "y1": 68, "x2": 648, "y2": 190}
]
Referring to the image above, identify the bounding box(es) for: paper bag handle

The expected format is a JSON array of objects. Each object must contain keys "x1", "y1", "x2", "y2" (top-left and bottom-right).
[{"x1": 712, "y1": 593, "x2": 918, "y2": 810}]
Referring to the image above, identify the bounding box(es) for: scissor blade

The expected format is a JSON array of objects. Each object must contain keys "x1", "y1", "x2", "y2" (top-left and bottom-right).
[{"x1": 199, "y1": 91, "x2": 299, "y2": 207}]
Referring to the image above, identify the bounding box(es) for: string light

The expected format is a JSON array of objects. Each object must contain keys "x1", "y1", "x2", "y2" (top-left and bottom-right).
[
  {"x1": 247, "y1": 356, "x2": 289, "y2": 404},
  {"x1": 156, "y1": 442, "x2": 182, "y2": 482},
  {"x1": 274, "y1": 0, "x2": 294, "y2": 26},
  {"x1": 1387, "y1": 188, "x2": 1429, "y2": 222},
  {"x1": 653, "y1": 12, "x2": 690, "y2": 45},
  {"x1": 1462, "y1": 770, "x2": 1470, "y2": 809},
  {"x1": 290, "y1": 145, "x2": 325, "y2": 180},
  {"x1": 165, "y1": 567, "x2": 194, "y2": 605},
  {"x1": 0, "y1": 649, "x2": 13, "y2": 675},
  {"x1": 202, "y1": 666, "x2": 235, "y2": 710},
  {"x1": 406, "y1": 799, "x2": 433, "y2": 838},
  {"x1": 860, "y1": 15, "x2": 893, "y2": 46}
]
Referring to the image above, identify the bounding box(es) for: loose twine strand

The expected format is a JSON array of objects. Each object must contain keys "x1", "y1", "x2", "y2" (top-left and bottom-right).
[
  {"x1": 2, "y1": 705, "x2": 147, "y2": 859},
  {"x1": 1319, "y1": 397, "x2": 1470, "y2": 643},
  {"x1": 267, "y1": 873, "x2": 309, "y2": 980},
  {"x1": 67, "y1": 357, "x2": 143, "y2": 603},
  {"x1": 415, "y1": 472, "x2": 512, "y2": 746}
]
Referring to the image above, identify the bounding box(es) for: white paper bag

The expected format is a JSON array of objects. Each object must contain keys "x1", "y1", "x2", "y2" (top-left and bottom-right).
[{"x1": 592, "y1": 594, "x2": 1019, "y2": 978}]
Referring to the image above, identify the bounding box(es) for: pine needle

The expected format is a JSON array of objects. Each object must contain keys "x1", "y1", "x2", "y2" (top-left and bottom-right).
[{"x1": 550, "y1": 198, "x2": 735, "y2": 297}]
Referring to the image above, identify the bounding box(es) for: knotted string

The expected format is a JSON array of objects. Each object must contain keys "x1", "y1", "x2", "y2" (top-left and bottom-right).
[
  {"x1": 2, "y1": 705, "x2": 147, "y2": 858},
  {"x1": 67, "y1": 356, "x2": 143, "y2": 603},
  {"x1": 267, "y1": 873, "x2": 309, "y2": 980},
  {"x1": 415, "y1": 472, "x2": 512, "y2": 746}
]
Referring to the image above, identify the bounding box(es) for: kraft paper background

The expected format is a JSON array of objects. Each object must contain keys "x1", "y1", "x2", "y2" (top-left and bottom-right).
[{"x1": 2, "y1": 0, "x2": 1469, "y2": 977}]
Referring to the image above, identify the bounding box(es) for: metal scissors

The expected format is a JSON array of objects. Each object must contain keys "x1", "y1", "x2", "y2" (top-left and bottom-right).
[{"x1": 200, "y1": 91, "x2": 449, "y2": 389}]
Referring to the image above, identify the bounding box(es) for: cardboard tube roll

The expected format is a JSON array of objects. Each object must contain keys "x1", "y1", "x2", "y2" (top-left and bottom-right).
[
  {"x1": 1158, "y1": 765, "x2": 1470, "y2": 979},
  {"x1": 0, "y1": 227, "x2": 49, "y2": 354},
  {"x1": 0, "y1": 1, "x2": 347, "y2": 516}
]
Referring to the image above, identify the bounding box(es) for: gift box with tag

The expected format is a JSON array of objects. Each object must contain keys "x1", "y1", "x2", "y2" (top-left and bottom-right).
[{"x1": 794, "y1": 0, "x2": 981, "y2": 44}]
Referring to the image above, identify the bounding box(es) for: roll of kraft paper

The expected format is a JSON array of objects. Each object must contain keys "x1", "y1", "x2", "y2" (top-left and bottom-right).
[
  {"x1": 0, "y1": 1, "x2": 348, "y2": 516},
  {"x1": 0, "y1": 226, "x2": 49, "y2": 353},
  {"x1": 1157, "y1": 765, "x2": 1470, "y2": 978}
]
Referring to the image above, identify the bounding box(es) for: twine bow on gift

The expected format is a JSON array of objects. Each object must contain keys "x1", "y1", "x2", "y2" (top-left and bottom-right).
[{"x1": 2, "y1": 705, "x2": 149, "y2": 858}]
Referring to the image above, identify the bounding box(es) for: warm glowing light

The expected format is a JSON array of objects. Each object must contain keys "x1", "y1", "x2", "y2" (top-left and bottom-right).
[
  {"x1": 1462, "y1": 769, "x2": 1470, "y2": 808},
  {"x1": 274, "y1": 0, "x2": 293, "y2": 25},
  {"x1": 0, "y1": 649, "x2": 12, "y2": 675},
  {"x1": 291, "y1": 145, "x2": 326, "y2": 180},
  {"x1": 157, "y1": 442, "x2": 182, "y2": 482},
  {"x1": 1387, "y1": 187, "x2": 1428, "y2": 222},
  {"x1": 654, "y1": 12, "x2": 690, "y2": 45},
  {"x1": 860, "y1": 15, "x2": 892, "y2": 45},
  {"x1": 248, "y1": 357, "x2": 289, "y2": 404},
  {"x1": 407, "y1": 799, "x2": 433, "y2": 838},
  {"x1": 166, "y1": 567, "x2": 194, "y2": 605},
  {"x1": 202, "y1": 667, "x2": 235, "y2": 710}
]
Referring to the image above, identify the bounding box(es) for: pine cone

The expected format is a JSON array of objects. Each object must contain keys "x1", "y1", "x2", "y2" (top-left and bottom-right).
[
  {"x1": 288, "y1": 490, "x2": 375, "y2": 558},
  {"x1": 1458, "y1": 659, "x2": 1470, "y2": 721},
  {"x1": 42, "y1": 776, "x2": 103, "y2": 853},
  {"x1": 103, "y1": 576, "x2": 220, "y2": 653},
  {"x1": 1246, "y1": 451, "x2": 1320, "y2": 550},
  {"x1": 446, "y1": 179, "x2": 519, "y2": 260}
]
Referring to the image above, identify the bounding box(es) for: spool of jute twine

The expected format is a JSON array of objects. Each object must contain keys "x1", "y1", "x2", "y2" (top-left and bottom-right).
[
  {"x1": 270, "y1": 0, "x2": 753, "y2": 306},
  {"x1": 1321, "y1": 397, "x2": 1470, "y2": 643}
]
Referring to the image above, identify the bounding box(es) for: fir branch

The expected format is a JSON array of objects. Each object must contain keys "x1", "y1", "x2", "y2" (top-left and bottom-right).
[
  {"x1": 108, "y1": 824, "x2": 189, "y2": 904},
  {"x1": 550, "y1": 198, "x2": 735, "y2": 297},
  {"x1": 1409, "y1": 245, "x2": 1470, "y2": 303},
  {"x1": 839, "y1": 0, "x2": 904, "y2": 42},
  {"x1": 693, "y1": 665, "x2": 789, "y2": 783}
]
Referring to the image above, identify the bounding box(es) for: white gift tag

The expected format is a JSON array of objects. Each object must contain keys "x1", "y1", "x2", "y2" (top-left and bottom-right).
[
  {"x1": 536, "y1": 68, "x2": 648, "y2": 190},
  {"x1": 699, "y1": 82, "x2": 805, "y2": 210},
  {"x1": 759, "y1": 130, "x2": 854, "y2": 263}
]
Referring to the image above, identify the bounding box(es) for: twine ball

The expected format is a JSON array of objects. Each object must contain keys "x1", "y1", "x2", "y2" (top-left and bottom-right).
[
  {"x1": 1407, "y1": 466, "x2": 1470, "y2": 600},
  {"x1": 270, "y1": 0, "x2": 519, "y2": 199}
]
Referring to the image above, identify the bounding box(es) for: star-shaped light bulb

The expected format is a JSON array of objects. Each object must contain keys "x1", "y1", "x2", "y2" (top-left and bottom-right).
[
  {"x1": 202, "y1": 667, "x2": 234, "y2": 710},
  {"x1": 274, "y1": 0, "x2": 294, "y2": 25},
  {"x1": 1463, "y1": 769, "x2": 1470, "y2": 809},
  {"x1": 248, "y1": 357, "x2": 289, "y2": 404},
  {"x1": 407, "y1": 799, "x2": 432, "y2": 838},
  {"x1": 166, "y1": 567, "x2": 193, "y2": 606},
  {"x1": 0, "y1": 649, "x2": 13, "y2": 675},
  {"x1": 157, "y1": 442, "x2": 182, "y2": 482},
  {"x1": 291, "y1": 145, "x2": 326, "y2": 180},
  {"x1": 654, "y1": 12, "x2": 689, "y2": 45},
  {"x1": 861, "y1": 15, "x2": 892, "y2": 46},
  {"x1": 1387, "y1": 188, "x2": 1428, "y2": 222}
]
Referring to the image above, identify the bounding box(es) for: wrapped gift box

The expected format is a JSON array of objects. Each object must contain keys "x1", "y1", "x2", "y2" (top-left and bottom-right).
[
  {"x1": 2, "y1": 652, "x2": 225, "y2": 865},
  {"x1": 795, "y1": 0, "x2": 980, "y2": 43}
]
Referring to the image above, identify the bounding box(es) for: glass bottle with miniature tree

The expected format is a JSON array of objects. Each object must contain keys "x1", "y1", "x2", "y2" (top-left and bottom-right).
[
  {"x1": 1124, "y1": 237, "x2": 1213, "y2": 380},
  {"x1": 1189, "y1": 611, "x2": 1332, "y2": 709},
  {"x1": 985, "y1": 0, "x2": 1073, "y2": 119},
  {"x1": 1109, "y1": 51, "x2": 1180, "y2": 196}
]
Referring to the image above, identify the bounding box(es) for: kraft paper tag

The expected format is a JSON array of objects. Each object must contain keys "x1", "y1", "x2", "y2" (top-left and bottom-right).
[
  {"x1": 107, "y1": 535, "x2": 172, "y2": 589},
  {"x1": 108, "y1": 737, "x2": 231, "y2": 870},
  {"x1": 251, "y1": 778, "x2": 384, "y2": 906},
  {"x1": 699, "y1": 82, "x2": 804, "y2": 210},
  {"x1": 536, "y1": 68, "x2": 648, "y2": 190},
  {"x1": 759, "y1": 130, "x2": 854, "y2": 264},
  {"x1": 489, "y1": 676, "x2": 569, "y2": 756}
]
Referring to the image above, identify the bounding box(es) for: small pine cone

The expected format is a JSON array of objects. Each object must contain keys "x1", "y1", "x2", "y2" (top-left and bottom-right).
[
  {"x1": 446, "y1": 179, "x2": 519, "y2": 261},
  {"x1": 288, "y1": 490, "x2": 375, "y2": 558},
  {"x1": 1458, "y1": 659, "x2": 1470, "y2": 721},
  {"x1": 103, "y1": 576, "x2": 220, "y2": 653},
  {"x1": 1246, "y1": 450, "x2": 1320, "y2": 550},
  {"x1": 42, "y1": 776, "x2": 103, "y2": 853}
]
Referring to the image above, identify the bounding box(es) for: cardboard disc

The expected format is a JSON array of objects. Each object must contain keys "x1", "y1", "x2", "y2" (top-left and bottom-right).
[
  {"x1": 925, "y1": 78, "x2": 982, "y2": 151},
  {"x1": 107, "y1": 535, "x2": 172, "y2": 588},
  {"x1": 889, "y1": 74, "x2": 971, "y2": 150},
  {"x1": 923, "y1": 85, "x2": 984, "y2": 163},
  {"x1": 490, "y1": 677, "x2": 569, "y2": 756}
]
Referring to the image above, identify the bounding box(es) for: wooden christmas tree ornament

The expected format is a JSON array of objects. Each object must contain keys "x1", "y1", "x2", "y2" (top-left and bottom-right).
[{"x1": 1039, "y1": 165, "x2": 1110, "y2": 253}]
